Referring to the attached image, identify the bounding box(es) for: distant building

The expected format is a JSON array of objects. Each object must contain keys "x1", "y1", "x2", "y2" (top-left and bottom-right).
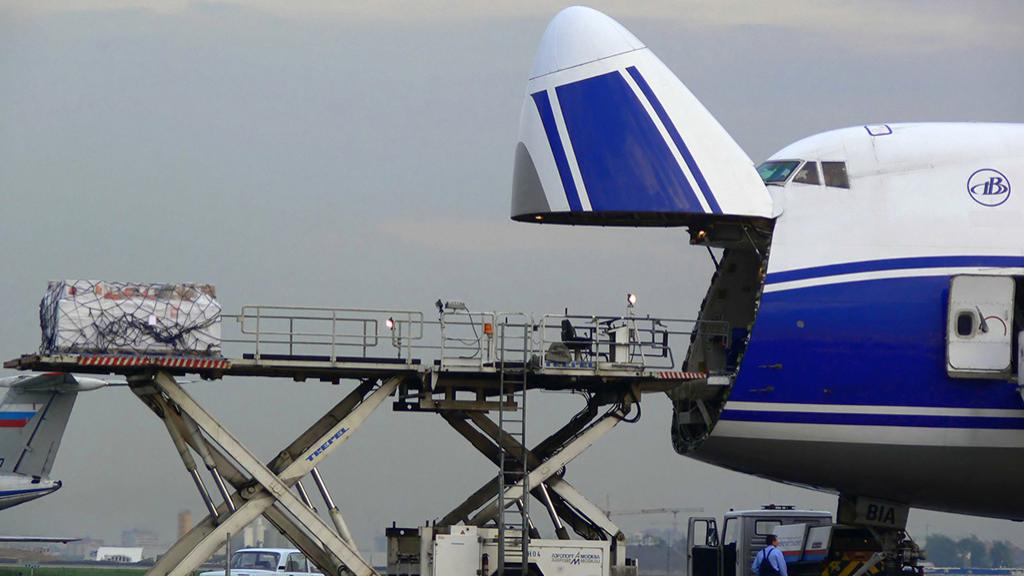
[
  {"x1": 211, "y1": 519, "x2": 275, "y2": 558},
  {"x1": 96, "y1": 546, "x2": 144, "y2": 563},
  {"x1": 242, "y1": 517, "x2": 267, "y2": 547},
  {"x1": 65, "y1": 537, "x2": 104, "y2": 560},
  {"x1": 178, "y1": 509, "x2": 193, "y2": 539},
  {"x1": 227, "y1": 517, "x2": 277, "y2": 552},
  {"x1": 121, "y1": 528, "x2": 161, "y2": 558},
  {"x1": 262, "y1": 526, "x2": 290, "y2": 549}
]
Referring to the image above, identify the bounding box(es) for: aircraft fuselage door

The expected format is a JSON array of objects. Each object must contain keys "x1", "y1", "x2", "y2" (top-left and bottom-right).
[
  {"x1": 688, "y1": 517, "x2": 720, "y2": 576},
  {"x1": 947, "y1": 275, "x2": 1015, "y2": 379}
]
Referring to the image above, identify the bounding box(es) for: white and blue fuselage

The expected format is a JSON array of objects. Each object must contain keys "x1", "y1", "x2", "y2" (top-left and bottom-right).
[
  {"x1": 511, "y1": 7, "x2": 1024, "y2": 520},
  {"x1": 700, "y1": 123, "x2": 1024, "y2": 519},
  {"x1": 0, "y1": 475, "x2": 62, "y2": 511}
]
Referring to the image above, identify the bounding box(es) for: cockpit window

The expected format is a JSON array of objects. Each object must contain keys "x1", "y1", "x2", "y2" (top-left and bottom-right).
[
  {"x1": 822, "y1": 161, "x2": 850, "y2": 188},
  {"x1": 757, "y1": 161, "x2": 800, "y2": 185},
  {"x1": 792, "y1": 162, "x2": 821, "y2": 185}
]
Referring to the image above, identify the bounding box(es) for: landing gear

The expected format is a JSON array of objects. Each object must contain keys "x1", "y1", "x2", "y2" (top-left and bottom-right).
[
  {"x1": 835, "y1": 496, "x2": 922, "y2": 576},
  {"x1": 871, "y1": 529, "x2": 922, "y2": 576}
]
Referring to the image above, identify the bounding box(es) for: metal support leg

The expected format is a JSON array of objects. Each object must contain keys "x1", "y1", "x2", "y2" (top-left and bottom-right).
[
  {"x1": 440, "y1": 407, "x2": 621, "y2": 542},
  {"x1": 468, "y1": 408, "x2": 626, "y2": 526},
  {"x1": 439, "y1": 404, "x2": 594, "y2": 528},
  {"x1": 180, "y1": 412, "x2": 237, "y2": 513},
  {"x1": 156, "y1": 371, "x2": 393, "y2": 576},
  {"x1": 311, "y1": 466, "x2": 357, "y2": 547},
  {"x1": 152, "y1": 379, "x2": 381, "y2": 575},
  {"x1": 150, "y1": 395, "x2": 340, "y2": 575},
  {"x1": 295, "y1": 480, "x2": 316, "y2": 511},
  {"x1": 468, "y1": 408, "x2": 626, "y2": 542},
  {"x1": 142, "y1": 372, "x2": 399, "y2": 576},
  {"x1": 537, "y1": 483, "x2": 568, "y2": 540},
  {"x1": 133, "y1": 388, "x2": 221, "y2": 523},
  {"x1": 168, "y1": 433, "x2": 341, "y2": 574},
  {"x1": 516, "y1": 499, "x2": 541, "y2": 539}
]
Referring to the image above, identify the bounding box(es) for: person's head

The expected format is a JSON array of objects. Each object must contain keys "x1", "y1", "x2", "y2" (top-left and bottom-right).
[{"x1": 766, "y1": 534, "x2": 779, "y2": 547}]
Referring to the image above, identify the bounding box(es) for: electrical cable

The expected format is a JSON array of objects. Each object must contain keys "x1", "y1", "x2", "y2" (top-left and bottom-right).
[{"x1": 618, "y1": 401, "x2": 642, "y2": 424}]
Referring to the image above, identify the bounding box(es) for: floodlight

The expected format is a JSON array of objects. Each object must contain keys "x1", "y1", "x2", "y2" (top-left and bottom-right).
[{"x1": 627, "y1": 293, "x2": 638, "y2": 307}]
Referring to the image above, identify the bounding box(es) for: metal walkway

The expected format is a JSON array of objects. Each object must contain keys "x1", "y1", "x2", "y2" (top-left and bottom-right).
[
  {"x1": 7, "y1": 304, "x2": 717, "y2": 388},
  {"x1": 5, "y1": 303, "x2": 727, "y2": 576}
]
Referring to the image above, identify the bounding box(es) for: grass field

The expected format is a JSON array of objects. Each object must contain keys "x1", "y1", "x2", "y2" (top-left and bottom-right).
[{"x1": 0, "y1": 567, "x2": 148, "y2": 576}]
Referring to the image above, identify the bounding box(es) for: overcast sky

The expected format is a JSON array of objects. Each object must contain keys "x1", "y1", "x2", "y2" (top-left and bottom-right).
[{"x1": 2, "y1": 0, "x2": 1023, "y2": 552}]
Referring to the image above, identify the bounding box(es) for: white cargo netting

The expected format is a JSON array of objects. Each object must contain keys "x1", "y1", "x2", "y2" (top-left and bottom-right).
[{"x1": 40, "y1": 280, "x2": 222, "y2": 356}]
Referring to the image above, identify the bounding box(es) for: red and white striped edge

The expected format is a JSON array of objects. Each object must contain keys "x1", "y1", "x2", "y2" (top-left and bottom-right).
[
  {"x1": 655, "y1": 370, "x2": 706, "y2": 380},
  {"x1": 78, "y1": 355, "x2": 232, "y2": 370}
]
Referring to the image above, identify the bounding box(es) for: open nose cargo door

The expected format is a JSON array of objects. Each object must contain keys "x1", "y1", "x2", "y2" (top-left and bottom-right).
[{"x1": 513, "y1": 6, "x2": 773, "y2": 226}]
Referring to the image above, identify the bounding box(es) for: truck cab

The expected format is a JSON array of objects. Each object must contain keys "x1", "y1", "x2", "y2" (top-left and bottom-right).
[{"x1": 688, "y1": 507, "x2": 832, "y2": 576}]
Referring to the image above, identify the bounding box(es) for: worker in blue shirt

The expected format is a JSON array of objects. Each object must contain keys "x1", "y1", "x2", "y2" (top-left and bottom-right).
[{"x1": 751, "y1": 534, "x2": 788, "y2": 576}]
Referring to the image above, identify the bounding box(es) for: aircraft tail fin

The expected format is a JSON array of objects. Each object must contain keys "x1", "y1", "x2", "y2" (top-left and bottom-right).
[
  {"x1": 512, "y1": 6, "x2": 773, "y2": 225},
  {"x1": 0, "y1": 373, "x2": 79, "y2": 478}
]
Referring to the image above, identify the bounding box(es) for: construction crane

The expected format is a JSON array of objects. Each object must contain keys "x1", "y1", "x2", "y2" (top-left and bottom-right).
[{"x1": 604, "y1": 507, "x2": 705, "y2": 575}]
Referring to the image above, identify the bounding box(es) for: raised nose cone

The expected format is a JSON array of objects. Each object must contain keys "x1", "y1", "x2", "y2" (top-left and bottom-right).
[
  {"x1": 529, "y1": 6, "x2": 645, "y2": 79},
  {"x1": 513, "y1": 5, "x2": 773, "y2": 224}
]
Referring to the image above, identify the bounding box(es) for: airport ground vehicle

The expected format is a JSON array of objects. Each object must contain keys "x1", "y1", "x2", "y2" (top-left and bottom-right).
[
  {"x1": 688, "y1": 507, "x2": 919, "y2": 576},
  {"x1": 387, "y1": 525, "x2": 633, "y2": 576},
  {"x1": 199, "y1": 548, "x2": 320, "y2": 576}
]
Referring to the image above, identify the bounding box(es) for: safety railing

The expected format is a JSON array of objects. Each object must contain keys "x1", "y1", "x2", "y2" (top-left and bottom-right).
[
  {"x1": 222, "y1": 303, "x2": 724, "y2": 373},
  {"x1": 438, "y1": 309, "x2": 497, "y2": 368},
  {"x1": 434, "y1": 311, "x2": 534, "y2": 370},
  {"x1": 536, "y1": 314, "x2": 728, "y2": 371},
  {"x1": 223, "y1": 305, "x2": 424, "y2": 364}
]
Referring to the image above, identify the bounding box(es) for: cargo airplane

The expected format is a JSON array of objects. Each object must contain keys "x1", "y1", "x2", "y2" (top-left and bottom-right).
[{"x1": 512, "y1": 6, "x2": 1024, "y2": 527}]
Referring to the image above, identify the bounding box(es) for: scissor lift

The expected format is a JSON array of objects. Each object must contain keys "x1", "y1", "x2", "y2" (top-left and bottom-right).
[{"x1": 5, "y1": 303, "x2": 727, "y2": 576}]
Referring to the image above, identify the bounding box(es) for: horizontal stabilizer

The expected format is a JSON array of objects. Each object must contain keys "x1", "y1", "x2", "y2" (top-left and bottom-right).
[
  {"x1": 0, "y1": 535, "x2": 80, "y2": 543},
  {"x1": 512, "y1": 6, "x2": 772, "y2": 225}
]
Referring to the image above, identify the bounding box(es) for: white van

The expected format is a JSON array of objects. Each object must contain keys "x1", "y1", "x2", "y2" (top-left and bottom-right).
[{"x1": 200, "y1": 548, "x2": 320, "y2": 576}]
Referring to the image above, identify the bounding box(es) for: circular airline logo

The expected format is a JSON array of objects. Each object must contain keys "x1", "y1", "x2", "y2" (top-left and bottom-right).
[{"x1": 967, "y1": 168, "x2": 1011, "y2": 207}]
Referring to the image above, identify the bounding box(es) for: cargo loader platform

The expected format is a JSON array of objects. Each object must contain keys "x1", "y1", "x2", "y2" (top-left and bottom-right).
[
  {"x1": 5, "y1": 302, "x2": 730, "y2": 576},
  {"x1": 7, "y1": 303, "x2": 721, "y2": 395}
]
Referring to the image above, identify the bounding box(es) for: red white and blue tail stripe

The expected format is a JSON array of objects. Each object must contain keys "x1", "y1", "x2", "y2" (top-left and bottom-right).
[{"x1": 0, "y1": 406, "x2": 37, "y2": 428}]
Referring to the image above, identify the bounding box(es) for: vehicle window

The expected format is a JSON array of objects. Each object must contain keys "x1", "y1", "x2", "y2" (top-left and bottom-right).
[
  {"x1": 792, "y1": 162, "x2": 820, "y2": 185},
  {"x1": 755, "y1": 520, "x2": 781, "y2": 536},
  {"x1": 757, "y1": 161, "x2": 800, "y2": 184},
  {"x1": 822, "y1": 161, "x2": 850, "y2": 188},
  {"x1": 232, "y1": 551, "x2": 280, "y2": 570},
  {"x1": 956, "y1": 311, "x2": 975, "y2": 337},
  {"x1": 286, "y1": 553, "x2": 309, "y2": 572},
  {"x1": 691, "y1": 520, "x2": 718, "y2": 547},
  {"x1": 723, "y1": 518, "x2": 738, "y2": 546},
  {"x1": 722, "y1": 518, "x2": 739, "y2": 576}
]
